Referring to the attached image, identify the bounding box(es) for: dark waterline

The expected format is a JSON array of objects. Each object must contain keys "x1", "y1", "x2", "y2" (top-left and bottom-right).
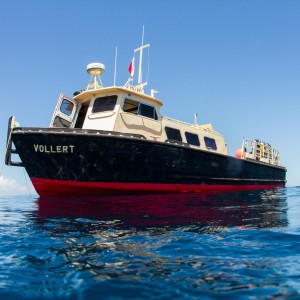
[{"x1": 1, "y1": 187, "x2": 300, "y2": 299}]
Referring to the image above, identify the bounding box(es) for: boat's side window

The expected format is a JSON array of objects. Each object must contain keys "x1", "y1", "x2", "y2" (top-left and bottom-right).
[
  {"x1": 204, "y1": 137, "x2": 217, "y2": 150},
  {"x1": 138, "y1": 103, "x2": 158, "y2": 120},
  {"x1": 123, "y1": 99, "x2": 139, "y2": 114},
  {"x1": 185, "y1": 132, "x2": 200, "y2": 146},
  {"x1": 92, "y1": 95, "x2": 118, "y2": 113},
  {"x1": 165, "y1": 127, "x2": 182, "y2": 142},
  {"x1": 60, "y1": 99, "x2": 74, "y2": 116},
  {"x1": 123, "y1": 99, "x2": 158, "y2": 120}
]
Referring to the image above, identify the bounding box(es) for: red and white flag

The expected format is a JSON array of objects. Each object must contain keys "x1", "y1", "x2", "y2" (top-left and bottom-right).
[{"x1": 128, "y1": 56, "x2": 135, "y2": 77}]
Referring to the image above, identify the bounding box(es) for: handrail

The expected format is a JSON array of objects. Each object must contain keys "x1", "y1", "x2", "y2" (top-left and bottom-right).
[
  {"x1": 5, "y1": 116, "x2": 23, "y2": 167},
  {"x1": 242, "y1": 138, "x2": 281, "y2": 166}
]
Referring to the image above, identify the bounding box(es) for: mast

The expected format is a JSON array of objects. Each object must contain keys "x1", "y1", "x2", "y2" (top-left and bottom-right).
[
  {"x1": 124, "y1": 26, "x2": 152, "y2": 95},
  {"x1": 134, "y1": 26, "x2": 150, "y2": 86}
]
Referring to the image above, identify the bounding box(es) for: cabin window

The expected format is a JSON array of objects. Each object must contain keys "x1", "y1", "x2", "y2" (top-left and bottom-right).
[
  {"x1": 165, "y1": 127, "x2": 182, "y2": 142},
  {"x1": 204, "y1": 137, "x2": 217, "y2": 150},
  {"x1": 92, "y1": 95, "x2": 117, "y2": 113},
  {"x1": 123, "y1": 99, "x2": 158, "y2": 120},
  {"x1": 60, "y1": 99, "x2": 74, "y2": 116},
  {"x1": 185, "y1": 132, "x2": 200, "y2": 146},
  {"x1": 123, "y1": 99, "x2": 139, "y2": 114},
  {"x1": 139, "y1": 103, "x2": 158, "y2": 119}
]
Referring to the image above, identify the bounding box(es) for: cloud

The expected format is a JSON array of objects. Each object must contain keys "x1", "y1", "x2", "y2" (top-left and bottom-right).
[{"x1": 0, "y1": 176, "x2": 28, "y2": 195}]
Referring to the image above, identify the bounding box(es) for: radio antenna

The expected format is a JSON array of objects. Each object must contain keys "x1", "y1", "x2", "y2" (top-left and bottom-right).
[{"x1": 114, "y1": 46, "x2": 118, "y2": 86}]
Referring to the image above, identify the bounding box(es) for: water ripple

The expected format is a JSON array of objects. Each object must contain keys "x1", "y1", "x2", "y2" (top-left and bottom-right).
[{"x1": 0, "y1": 188, "x2": 299, "y2": 299}]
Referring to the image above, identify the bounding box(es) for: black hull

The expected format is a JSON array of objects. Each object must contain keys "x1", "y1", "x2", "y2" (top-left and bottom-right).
[{"x1": 10, "y1": 128, "x2": 286, "y2": 196}]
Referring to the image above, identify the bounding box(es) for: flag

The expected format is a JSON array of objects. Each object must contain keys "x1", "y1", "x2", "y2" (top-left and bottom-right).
[{"x1": 128, "y1": 56, "x2": 135, "y2": 77}]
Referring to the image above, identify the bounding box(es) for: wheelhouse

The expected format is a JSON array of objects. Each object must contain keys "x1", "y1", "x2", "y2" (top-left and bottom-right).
[{"x1": 49, "y1": 84, "x2": 228, "y2": 156}]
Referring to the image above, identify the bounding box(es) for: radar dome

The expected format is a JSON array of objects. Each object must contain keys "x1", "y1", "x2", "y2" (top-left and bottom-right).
[{"x1": 87, "y1": 62, "x2": 105, "y2": 75}]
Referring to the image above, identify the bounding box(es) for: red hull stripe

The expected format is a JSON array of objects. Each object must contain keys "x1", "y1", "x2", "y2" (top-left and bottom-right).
[{"x1": 31, "y1": 178, "x2": 285, "y2": 197}]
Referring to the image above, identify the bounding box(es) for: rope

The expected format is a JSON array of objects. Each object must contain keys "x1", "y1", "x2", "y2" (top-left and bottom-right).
[{"x1": 23, "y1": 168, "x2": 32, "y2": 198}]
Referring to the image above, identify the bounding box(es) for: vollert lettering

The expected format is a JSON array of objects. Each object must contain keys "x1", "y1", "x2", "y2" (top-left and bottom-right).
[{"x1": 33, "y1": 144, "x2": 75, "y2": 153}]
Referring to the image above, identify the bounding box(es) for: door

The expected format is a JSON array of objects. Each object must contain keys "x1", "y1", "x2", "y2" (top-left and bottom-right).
[{"x1": 50, "y1": 94, "x2": 81, "y2": 128}]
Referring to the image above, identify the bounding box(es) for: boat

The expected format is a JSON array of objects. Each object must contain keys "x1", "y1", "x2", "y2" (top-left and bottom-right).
[{"x1": 5, "y1": 39, "x2": 286, "y2": 197}]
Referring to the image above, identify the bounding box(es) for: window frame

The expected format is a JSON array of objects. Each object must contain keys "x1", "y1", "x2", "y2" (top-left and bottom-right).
[
  {"x1": 165, "y1": 126, "x2": 182, "y2": 142},
  {"x1": 204, "y1": 136, "x2": 217, "y2": 150},
  {"x1": 138, "y1": 103, "x2": 157, "y2": 119},
  {"x1": 92, "y1": 95, "x2": 118, "y2": 114},
  {"x1": 123, "y1": 98, "x2": 158, "y2": 120},
  {"x1": 60, "y1": 99, "x2": 74, "y2": 116},
  {"x1": 185, "y1": 132, "x2": 200, "y2": 146}
]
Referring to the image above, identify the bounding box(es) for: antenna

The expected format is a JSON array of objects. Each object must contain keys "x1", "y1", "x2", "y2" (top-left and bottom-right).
[
  {"x1": 194, "y1": 113, "x2": 198, "y2": 125},
  {"x1": 142, "y1": 25, "x2": 144, "y2": 46},
  {"x1": 114, "y1": 46, "x2": 118, "y2": 86},
  {"x1": 139, "y1": 25, "x2": 144, "y2": 84}
]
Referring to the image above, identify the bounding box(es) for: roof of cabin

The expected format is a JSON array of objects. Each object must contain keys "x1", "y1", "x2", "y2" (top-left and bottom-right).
[{"x1": 73, "y1": 86, "x2": 163, "y2": 106}]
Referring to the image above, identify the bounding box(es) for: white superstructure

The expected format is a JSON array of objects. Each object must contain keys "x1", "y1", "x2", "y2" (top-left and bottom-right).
[{"x1": 48, "y1": 39, "x2": 280, "y2": 165}]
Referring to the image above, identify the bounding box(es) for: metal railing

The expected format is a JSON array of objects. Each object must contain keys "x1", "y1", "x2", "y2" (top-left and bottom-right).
[{"x1": 242, "y1": 138, "x2": 281, "y2": 166}]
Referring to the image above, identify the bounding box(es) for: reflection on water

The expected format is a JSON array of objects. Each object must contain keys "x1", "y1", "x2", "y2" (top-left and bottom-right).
[
  {"x1": 2, "y1": 188, "x2": 299, "y2": 299},
  {"x1": 36, "y1": 188, "x2": 288, "y2": 231}
]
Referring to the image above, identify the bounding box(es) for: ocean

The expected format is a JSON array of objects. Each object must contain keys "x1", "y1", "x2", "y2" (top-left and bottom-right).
[{"x1": 0, "y1": 187, "x2": 300, "y2": 299}]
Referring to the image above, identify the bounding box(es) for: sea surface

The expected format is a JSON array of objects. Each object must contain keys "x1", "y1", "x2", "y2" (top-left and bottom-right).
[{"x1": 1, "y1": 187, "x2": 300, "y2": 299}]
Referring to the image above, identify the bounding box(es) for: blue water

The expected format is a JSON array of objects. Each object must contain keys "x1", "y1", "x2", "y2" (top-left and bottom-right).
[{"x1": 1, "y1": 188, "x2": 300, "y2": 299}]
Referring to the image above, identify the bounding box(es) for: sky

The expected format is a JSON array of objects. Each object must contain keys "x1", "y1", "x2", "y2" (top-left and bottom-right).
[{"x1": 0, "y1": 0, "x2": 300, "y2": 195}]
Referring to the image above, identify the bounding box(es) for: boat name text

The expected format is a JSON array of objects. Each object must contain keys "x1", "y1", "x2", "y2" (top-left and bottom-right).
[{"x1": 33, "y1": 144, "x2": 75, "y2": 153}]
